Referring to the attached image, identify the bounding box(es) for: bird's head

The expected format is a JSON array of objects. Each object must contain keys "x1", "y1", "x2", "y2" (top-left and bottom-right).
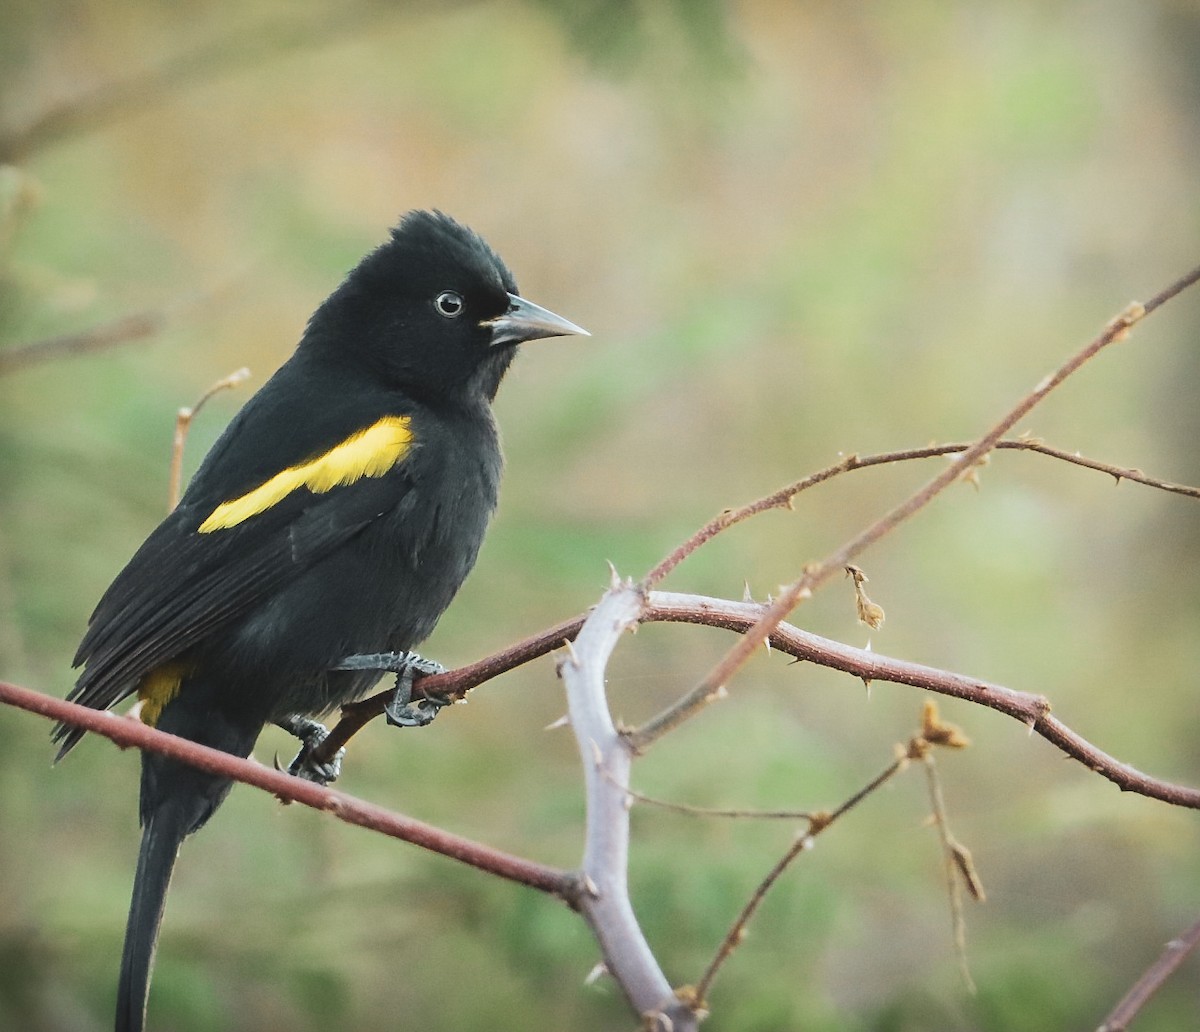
[{"x1": 302, "y1": 210, "x2": 587, "y2": 403}]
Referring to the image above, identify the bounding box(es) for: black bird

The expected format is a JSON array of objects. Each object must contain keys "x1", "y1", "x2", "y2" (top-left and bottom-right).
[{"x1": 53, "y1": 210, "x2": 587, "y2": 1032}]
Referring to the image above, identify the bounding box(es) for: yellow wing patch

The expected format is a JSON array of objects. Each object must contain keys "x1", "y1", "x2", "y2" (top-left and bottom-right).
[
  {"x1": 198, "y1": 415, "x2": 413, "y2": 533},
  {"x1": 137, "y1": 663, "x2": 186, "y2": 727}
]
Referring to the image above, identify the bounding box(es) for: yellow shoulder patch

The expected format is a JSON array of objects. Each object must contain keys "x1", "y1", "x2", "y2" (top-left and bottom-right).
[
  {"x1": 137, "y1": 662, "x2": 186, "y2": 727},
  {"x1": 198, "y1": 415, "x2": 413, "y2": 533}
]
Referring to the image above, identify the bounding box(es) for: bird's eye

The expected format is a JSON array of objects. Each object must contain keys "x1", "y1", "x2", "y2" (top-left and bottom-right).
[{"x1": 434, "y1": 291, "x2": 464, "y2": 318}]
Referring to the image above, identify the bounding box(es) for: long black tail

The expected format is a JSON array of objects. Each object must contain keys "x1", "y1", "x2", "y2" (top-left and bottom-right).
[
  {"x1": 116, "y1": 799, "x2": 193, "y2": 1032},
  {"x1": 114, "y1": 691, "x2": 260, "y2": 1030}
]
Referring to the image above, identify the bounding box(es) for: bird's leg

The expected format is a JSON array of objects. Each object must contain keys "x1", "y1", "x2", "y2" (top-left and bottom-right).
[
  {"x1": 276, "y1": 714, "x2": 345, "y2": 785},
  {"x1": 332, "y1": 651, "x2": 450, "y2": 728}
]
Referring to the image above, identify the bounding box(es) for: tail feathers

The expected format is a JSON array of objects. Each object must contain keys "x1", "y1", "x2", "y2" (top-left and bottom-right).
[{"x1": 116, "y1": 802, "x2": 192, "y2": 1032}]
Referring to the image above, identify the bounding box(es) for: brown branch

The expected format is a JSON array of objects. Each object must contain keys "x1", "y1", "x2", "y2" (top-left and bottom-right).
[
  {"x1": 0, "y1": 679, "x2": 572, "y2": 898},
  {"x1": 994, "y1": 439, "x2": 1200, "y2": 498},
  {"x1": 168, "y1": 367, "x2": 250, "y2": 511},
  {"x1": 644, "y1": 437, "x2": 1200, "y2": 591},
  {"x1": 643, "y1": 592, "x2": 1200, "y2": 809},
  {"x1": 631, "y1": 268, "x2": 1200, "y2": 750},
  {"x1": 312, "y1": 391, "x2": 1200, "y2": 767},
  {"x1": 1097, "y1": 914, "x2": 1200, "y2": 1031},
  {"x1": 0, "y1": 310, "x2": 166, "y2": 376},
  {"x1": 313, "y1": 590, "x2": 1200, "y2": 811},
  {"x1": 311, "y1": 614, "x2": 586, "y2": 764}
]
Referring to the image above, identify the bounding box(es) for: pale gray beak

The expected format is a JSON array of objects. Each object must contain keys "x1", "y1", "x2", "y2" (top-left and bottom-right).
[{"x1": 484, "y1": 293, "x2": 590, "y2": 347}]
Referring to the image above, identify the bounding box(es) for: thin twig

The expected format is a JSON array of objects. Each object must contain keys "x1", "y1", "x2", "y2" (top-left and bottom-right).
[
  {"x1": 168, "y1": 367, "x2": 250, "y2": 510},
  {"x1": 0, "y1": 679, "x2": 571, "y2": 897},
  {"x1": 1097, "y1": 915, "x2": 1200, "y2": 1031},
  {"x1": 993, "y1": 439, "x2": 1200, "y2": 498},
  {"x1": 598, "y1": 760, "x2": 813, "y2": 820},
  {"x1": 619, "y1": 782, "x2": 814, "y2": 822},
  {"x1": 642, "y1": 437, "x2": 1200, "y2": 589},
  {"x1": 908, "y1": 701, "x2": 981, "y2": 992},
  {"x1": 630, "y1": 269, "x2": 1200, "y2": 751},
  {"x1": 693, "y1": 750, "x2": 910, "y2": 1005}
]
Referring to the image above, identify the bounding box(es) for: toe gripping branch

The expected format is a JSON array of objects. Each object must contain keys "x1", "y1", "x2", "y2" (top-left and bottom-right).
[
  {"x1": 331, "y1": 650, "x2": 451, "y2": 728},
  {"x1": 277, "y1": 651, "x2": 448, "y2": 784},
  {"x1": 276, "y1": 714, "x2": 345, "y2": 785}
]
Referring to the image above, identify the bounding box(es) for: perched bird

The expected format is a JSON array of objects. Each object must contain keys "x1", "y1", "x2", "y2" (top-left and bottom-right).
[{"x1": 53, "y1": 210, "x2": 587, "y2": 1032}]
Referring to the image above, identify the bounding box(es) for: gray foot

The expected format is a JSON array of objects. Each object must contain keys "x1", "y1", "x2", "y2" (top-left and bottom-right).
[{"x1": 333, "y1": 651, "x2": 449, "y2": 729}]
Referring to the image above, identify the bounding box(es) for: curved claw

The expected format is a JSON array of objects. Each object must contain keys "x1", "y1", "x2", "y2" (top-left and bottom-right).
[
  {"x1": 277, "y1": 714, "x2": 345, "y2": 786},
  {"x1": 384, "y1": 693, "x2": 451, "y2": 728},
  {"x1": 290, "y1": 746, "x2": 344, "y2": 785},
  {"x1": 381, "y1": 654, "x2": 450, "y2": 729}
]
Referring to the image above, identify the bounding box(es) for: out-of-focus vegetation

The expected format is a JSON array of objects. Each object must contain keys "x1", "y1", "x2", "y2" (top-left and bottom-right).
[{"x1": 3, "y1": 2, "x2": 1199, "y2": 1029}]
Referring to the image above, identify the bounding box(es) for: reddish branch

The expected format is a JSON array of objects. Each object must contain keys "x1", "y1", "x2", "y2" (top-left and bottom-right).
[
  {"x1": 0, "y1": 679, "x2": 572, "y2": 898},
  {"x1": 645, "y1": 592, "x2": 1200, "y2": 809}
]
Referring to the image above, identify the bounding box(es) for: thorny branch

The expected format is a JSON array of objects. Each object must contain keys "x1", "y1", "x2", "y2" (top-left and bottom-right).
[
  {"x1": 629, "y1": 268, "x2": 1200, "y2": 750},
  {"x1": 645, "y1": 592, "x2": 1200, "y2": 808},
  {"x1": 641, "y1": 436, "x2": 1200, "y2": 590}
]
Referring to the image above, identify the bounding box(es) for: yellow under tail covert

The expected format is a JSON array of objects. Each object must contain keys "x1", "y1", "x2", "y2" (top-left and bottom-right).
[
  {"x1": 198, "y1": 415, "x2": 413, "y2": 533},
  {"x1": 137, "y1": 663, "x2": 186, "y2": 727}
]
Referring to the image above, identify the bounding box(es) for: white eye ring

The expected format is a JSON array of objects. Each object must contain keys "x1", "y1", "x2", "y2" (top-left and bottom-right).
[{"x1": 434, "y1": 291, "x2": 464, "y2": 318}]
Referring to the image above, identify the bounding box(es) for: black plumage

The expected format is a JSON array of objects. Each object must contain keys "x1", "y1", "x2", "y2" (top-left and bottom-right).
[{"x1": 54, "y1": 210, "x2": 586, "y2": 1032}]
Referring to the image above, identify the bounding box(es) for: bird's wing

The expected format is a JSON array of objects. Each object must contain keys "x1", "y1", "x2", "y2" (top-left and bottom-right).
[{"x1": 56, "y1": 390, "x2": 419, "y2": 755}]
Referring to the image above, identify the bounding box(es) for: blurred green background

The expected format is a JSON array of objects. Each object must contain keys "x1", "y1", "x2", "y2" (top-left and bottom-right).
[{"x1": 3, "y1": 2, "x2": 1200, "y2": 1029}]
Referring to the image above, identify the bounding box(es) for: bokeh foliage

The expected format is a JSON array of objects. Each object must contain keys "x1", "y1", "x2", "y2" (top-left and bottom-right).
[{"x1": 2, "y1": 2, "x2": 1200, "y2": 1029}]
